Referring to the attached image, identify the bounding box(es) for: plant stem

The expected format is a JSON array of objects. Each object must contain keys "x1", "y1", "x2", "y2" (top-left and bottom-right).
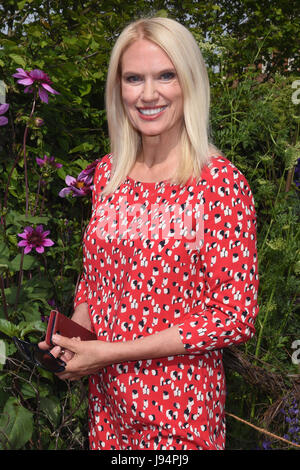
[
  {"x1": 257, "y1": 218, "x2": 273, "y2": 271},
  {"x1": 254, "y1": 285, "x2": 276, "y2": 361},
  {"x1": 0, "y1": 274, "x2": 9, "y2": 319},
  {"x1": 23, "y1": 92, "x2": 37, "y2": 217},
  {"x1": 32, "y1": 176, "x2": 42, "y2": 216},
  {"x1": 15, "y1": 92, "x2": 37, "y2": 309},
  {"x1": 14, "y1": 249, "x2": 24, "y2": 309}
]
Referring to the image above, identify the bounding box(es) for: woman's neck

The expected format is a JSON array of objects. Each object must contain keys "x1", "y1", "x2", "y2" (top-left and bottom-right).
[{"x1": 130, "y1": 134, "x2": 181, "y2": 182}]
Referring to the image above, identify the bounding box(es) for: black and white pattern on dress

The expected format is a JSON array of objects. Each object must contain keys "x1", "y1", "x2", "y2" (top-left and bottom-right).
[{"x1": 74, "y1": 153, "x2": 259, "y2": 450}]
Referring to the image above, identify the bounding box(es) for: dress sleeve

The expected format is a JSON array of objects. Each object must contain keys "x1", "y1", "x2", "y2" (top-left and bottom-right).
[
  {"x1": 178, "y1": 160, "x2": 259, "y2": 352},
  {"x1": 73, "y1": 274, "x2": 88, "y2": 309}
]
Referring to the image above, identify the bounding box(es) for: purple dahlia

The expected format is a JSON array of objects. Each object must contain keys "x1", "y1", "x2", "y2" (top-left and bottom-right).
[
  {"x1": 18, "y1": 225, "x2": 54, "y2": 254},
  {"x1": 13, "y1": 68, "x2": 59, "y2": 103}
]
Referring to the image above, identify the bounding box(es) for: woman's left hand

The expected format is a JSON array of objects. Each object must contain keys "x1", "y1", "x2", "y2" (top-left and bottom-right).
[
  {"x1": 52, "y1": 324, "x2": 186, "y2": 381},
  {"x1": 51, "y1": 334, "x2": 113, "y2": 381}
]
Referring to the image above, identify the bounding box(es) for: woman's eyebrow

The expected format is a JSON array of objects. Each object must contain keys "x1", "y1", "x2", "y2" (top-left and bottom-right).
[{"x1": 122, "y1": 68, "x2": 176, "y2": 76}]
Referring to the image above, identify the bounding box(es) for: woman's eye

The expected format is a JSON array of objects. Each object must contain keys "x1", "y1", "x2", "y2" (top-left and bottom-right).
[
  {"x1": 124, "y1": 75, "x2": 142, "y2": 83},
  {"x1": 160, "y1": 72, "x2": 176, "y2": 81}
]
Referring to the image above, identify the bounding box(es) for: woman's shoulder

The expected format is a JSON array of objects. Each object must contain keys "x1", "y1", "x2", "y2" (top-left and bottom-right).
[
  {"x1": 203, "y1": 154, "x2": 244, "y2": 179},
  {"x1": 95, "y1": 153, "x2": 112, "y2": 172},
  {"x1": 200, "y1": 154, "x2": 254, "y2": 197},
  {"x1": 93, "y1": 153, "x2": 112, "y2": 184}
]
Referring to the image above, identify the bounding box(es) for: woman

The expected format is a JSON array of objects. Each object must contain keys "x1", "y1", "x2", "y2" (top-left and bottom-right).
[{"x1": 46, "y1": 17, "x2": 259, "y2": 450}]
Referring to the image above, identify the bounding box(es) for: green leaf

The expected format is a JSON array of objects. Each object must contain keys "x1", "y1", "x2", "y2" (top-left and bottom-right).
[
  {"x1": 17, "y1": 0, "x2": 34, "y2": 9},
  {"x1": 0, "y1": 397, "x2": 33, "y2": 450},
  {"x1": 294, "y1": 260, "x2": 300, "y2": 275},
  {"x1": 0, "y1": 319, "x2": 19, "y2": 338},
  {"x1": 9, "y1": 254, "x2": 37, "y2": 272},
  {"x1": 40, "y1": 396, "x2": 61, "y2": 427},
  {"x1": 9, "y1": 54, "x2": 26, "y2": 68},
  {"x1": 0, "y1": 263, "x2": 9, "y2": 273},
  {"x1": 19, "y1": 382, "x2": 37, "y2": 400},
  {"x1": 79, "y1": 83, "x2": 92, "y2": 97},
  {"x1": 0, "y1": 319, "x2": 45, "y2": 339},
  {"x1": 19, "y1": 320, "x2": 46, "y2": 338},
  {"x1": 5, "y1": 211, "x2": 49, "y2": 228},
  {"x1": 69, "y1": 142, "x2": 95, "y2": 154}
]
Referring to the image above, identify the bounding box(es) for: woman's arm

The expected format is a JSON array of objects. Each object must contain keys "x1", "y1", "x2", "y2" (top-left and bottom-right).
[
  {"x1": 71, "y1": 302, "x2": 92, "y2": 331},
  {"x1": 177, "y1": 161, "x2": 259, "y2": 354},
  {"x1": 51, "y1": 324, "x2": 186, "y2": 381}
]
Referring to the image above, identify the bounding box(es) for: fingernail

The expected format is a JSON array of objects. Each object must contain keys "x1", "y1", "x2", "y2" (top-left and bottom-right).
[{"x1": 52, "y1": 334, "x2": 59, "y2": 342}]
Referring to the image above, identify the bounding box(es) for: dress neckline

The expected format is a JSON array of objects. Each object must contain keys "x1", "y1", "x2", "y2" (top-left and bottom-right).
[{"x1": 125, "y1": 175, "x2": 170, "y2": 187}]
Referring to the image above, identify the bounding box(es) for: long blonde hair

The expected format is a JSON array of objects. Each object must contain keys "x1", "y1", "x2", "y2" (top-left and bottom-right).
[{"x1": 104, "y1": 17, "x2": 217, "y2": 194}]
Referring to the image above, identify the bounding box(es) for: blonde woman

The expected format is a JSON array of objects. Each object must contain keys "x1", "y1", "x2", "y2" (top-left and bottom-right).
[{"x1": 43, "y1": 17, "x2": 259, "y2": 450}]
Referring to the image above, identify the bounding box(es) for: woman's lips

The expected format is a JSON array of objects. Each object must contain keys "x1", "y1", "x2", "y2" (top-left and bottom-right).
[{"x1": 137, "y1": 105, "x2": 167, "y2": 120}]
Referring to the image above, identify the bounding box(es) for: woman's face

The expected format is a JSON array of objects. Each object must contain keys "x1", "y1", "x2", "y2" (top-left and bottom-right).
[{"x1": 120, "y1": 39, "x2": 184, "y2": 140}]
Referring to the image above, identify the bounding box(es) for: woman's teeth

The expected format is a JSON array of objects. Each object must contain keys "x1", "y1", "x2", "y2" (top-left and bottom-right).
[{"x1": 139, "y1": 106, "x2": 166, "y2": 115}]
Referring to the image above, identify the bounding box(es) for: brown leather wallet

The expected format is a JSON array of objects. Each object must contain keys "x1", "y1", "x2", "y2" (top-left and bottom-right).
[{"x1": 45, "y1": 310, "x2": 97, "y2": 346}]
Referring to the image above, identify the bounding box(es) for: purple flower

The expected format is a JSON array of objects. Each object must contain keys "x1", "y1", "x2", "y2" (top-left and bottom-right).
[
  {"x1": 280, "y1": 395, "x2": 300, "y2": 445},
  {"x1": 59, "y1": 174, "x2": 93, "y2": 197},
  {"x1": 262, "y1": 440, "x2": 272, "y2": 450},
  {"x1": 48, "y1": 299, "x2": 56, "y2": 308},
  {"x1": 0, "y1": 103, "x2": 9, "y2": 126},
  {"x1": 17, "y1": 225, "x2": 54, "y2": 254},
  {"x1": 59, "y1": 161, "x2": 98, "y2": 198},
  {"x1": 78, "y1": 160, "x2": 99, "y2": 182},
  {"x1": 13, "y1": 68, "x2": 60, "y2": 103},
  {"x1": 36, "y1": 155, "x2": 62, "y2": 169}
]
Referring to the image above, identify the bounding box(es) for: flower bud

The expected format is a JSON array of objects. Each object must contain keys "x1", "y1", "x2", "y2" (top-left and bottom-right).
[{"x1": 34, "y1": 117, "x2": 44, "y2": 127}]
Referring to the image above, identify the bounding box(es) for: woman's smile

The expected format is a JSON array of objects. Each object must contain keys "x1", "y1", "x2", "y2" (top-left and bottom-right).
[{"x1": 137, "y1": 105, "x2": 168, "y2": 119}]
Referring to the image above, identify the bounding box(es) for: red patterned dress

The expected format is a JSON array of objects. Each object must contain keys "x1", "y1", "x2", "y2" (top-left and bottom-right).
[{"x1": 74, "y1": 153, "x2": 259, "y2": 450}]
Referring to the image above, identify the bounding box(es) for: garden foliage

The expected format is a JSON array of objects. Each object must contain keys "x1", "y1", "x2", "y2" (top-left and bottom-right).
[{"x1": 0, "y1": 0, "x2": 299, "y2": 450}]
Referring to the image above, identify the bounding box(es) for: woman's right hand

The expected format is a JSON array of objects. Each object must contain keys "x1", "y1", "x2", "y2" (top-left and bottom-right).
[
  {"x1": 38, "y1": 303, "x2": 91, "y2": 364},
  {"x1": 38, "y1": 338, "x2": 77, "y2": 364}
]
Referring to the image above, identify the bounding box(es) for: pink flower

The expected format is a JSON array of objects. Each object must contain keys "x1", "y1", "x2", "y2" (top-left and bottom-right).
[
  {"x1": 78, "y1": 160, "x2": 98, "y2": 182},
  {"x1": 59, "y1": 161, "x2": 98, "y2": 198},
  {"x1": 13, "y1": 68, "x2": 60, "y2": 103},
  {"x1": 58, "y1": 174, "x2": 93, "y2": 197},
  {"x1": 0, "y1": 103, "x2": 9, "y2": 126},
  {"x1": 17, "y1": 225, "x2": 54, "y2": 254},
  {"x1": 36, "y1": 155, "x2": 62, "y2": 169}
]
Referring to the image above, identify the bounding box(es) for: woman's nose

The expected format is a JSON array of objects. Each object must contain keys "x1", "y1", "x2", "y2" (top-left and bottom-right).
[{"x1": 141, "y1": 79, "x2": 158, "y2": 101}]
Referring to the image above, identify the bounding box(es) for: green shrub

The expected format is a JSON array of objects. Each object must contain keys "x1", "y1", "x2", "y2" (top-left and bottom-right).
[{"x1": 0, "y1": 3, "x2": 299, "y2": 450}]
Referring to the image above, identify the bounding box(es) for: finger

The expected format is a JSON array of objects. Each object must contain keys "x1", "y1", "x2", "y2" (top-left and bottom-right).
[
  {"x1": 38, "y1": 340, "x2": 62, "y2": 358},
  {"x1": 60, "y1": 349, "x2": 74, "y2": 362},
  {"x1": 55, "y1": 369, "x2": 81, "y2": 381},
  {"x1": 38, "y1": 340, "x2": 50, "y2": 350},
  {"x1": 51, "y1": 334, "x2": 80, "y2": 353},
  {"x1": 50, "y1": 345, "x2": 63, "y2": 358}
]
